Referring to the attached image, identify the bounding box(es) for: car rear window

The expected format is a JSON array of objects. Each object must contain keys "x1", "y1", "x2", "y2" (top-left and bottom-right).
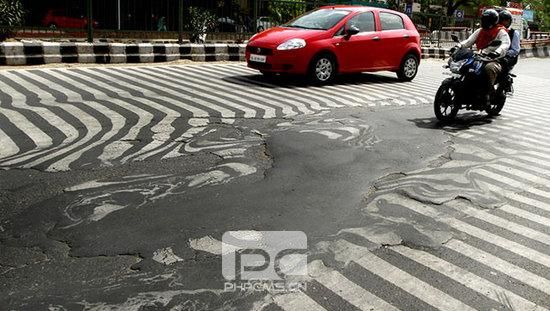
[
  {"x1": 347, "y1": 12, "x2": 375, "y2": 32},
  {"x1": 380, "y1": 12, "x2": 404, "y2": 31}
]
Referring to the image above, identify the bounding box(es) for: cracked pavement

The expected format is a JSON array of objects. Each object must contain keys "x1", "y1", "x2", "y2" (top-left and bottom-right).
[{"x1": 1, "y1": 59, "x2": 550, "y2": 310}]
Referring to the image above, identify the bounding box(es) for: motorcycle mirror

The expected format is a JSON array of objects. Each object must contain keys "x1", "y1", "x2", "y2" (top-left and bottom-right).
[
  {"x1": 451, "y1": 34, "x2": 460, "y2": 43},
  {"x1": 489, "y1": 40, "x2": 502, "y2": 47}
]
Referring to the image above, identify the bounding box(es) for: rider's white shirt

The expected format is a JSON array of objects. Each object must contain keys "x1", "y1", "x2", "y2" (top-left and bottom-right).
[{"x1": 460, "y1": 28, "x2": 511, "y2": 57}]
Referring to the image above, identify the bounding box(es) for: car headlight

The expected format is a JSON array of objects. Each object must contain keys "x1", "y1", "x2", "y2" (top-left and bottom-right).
[{"x1": 277, "y1": 38, "x2": 306, "y2": 50}]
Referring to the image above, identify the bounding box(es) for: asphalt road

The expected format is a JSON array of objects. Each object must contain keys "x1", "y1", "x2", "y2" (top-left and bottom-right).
[{"x1": 0, "y1": 58, "x2": 549, "y2": 310}]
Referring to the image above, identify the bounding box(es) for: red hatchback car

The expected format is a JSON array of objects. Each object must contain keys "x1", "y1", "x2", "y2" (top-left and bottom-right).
[
  {"x1": 42, "y1": 9, "x2": 99, "y2": 29},
  {"x1": 246, "y1": 6, "x2": 421, "y2": 83}
]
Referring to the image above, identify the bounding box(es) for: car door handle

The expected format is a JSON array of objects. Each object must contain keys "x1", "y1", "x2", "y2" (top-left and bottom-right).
[
  {"x1": 372, "y1": 36, "x2": 381, "y2": 41},
  {"x1": 403, "y1": 34, "x2": 410, "y2": 38}
]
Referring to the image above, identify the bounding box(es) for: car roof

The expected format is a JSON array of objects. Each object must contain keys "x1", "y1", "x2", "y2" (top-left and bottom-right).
[{"x1": 318, "y1": 5, "x2": 406, "y2": 15}]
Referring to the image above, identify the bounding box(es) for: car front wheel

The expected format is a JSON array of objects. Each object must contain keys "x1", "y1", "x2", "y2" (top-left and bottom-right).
[
  {"x1": 397, "y1": 53, "x2": 419, "y2": 81},
  {"x1": 309, "y1": 54, "x2": 336, "y2": 84}
]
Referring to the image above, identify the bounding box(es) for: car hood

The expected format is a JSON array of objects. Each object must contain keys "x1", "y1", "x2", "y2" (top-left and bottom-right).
[{"x1": 249, "y1": 27, "x2": 327, "y2": 47}]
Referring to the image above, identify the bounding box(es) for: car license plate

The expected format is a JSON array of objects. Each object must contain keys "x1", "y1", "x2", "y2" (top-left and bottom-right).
[{"x1": 250, "y1": 54, "x2": 266, "y2": 63}]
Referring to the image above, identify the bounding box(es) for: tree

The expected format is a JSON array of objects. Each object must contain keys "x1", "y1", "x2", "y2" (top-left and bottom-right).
[
  {"x1": 522, "y1": 0, "x2": 550, "y2": 31},
  {"x1": 0, "y1": 0, "x2": 25, "y2": 41},
  {"x1": 268, "y1": 0, "x2": 307, "y2": 24},
  {"x1": 187, "y1": 7, "x2": 217, "y2": 43},
  {"x1": 433, "y1": 0, "x2": 499, "y2": 16}
]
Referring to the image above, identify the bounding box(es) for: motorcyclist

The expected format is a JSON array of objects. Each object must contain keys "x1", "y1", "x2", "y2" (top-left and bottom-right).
[
  {"x1": 498, "y1": 9, "x2": 520, "y2": 70},
  {"x1": 458, "y1": 9, "x2": 511, "y2": 107}
]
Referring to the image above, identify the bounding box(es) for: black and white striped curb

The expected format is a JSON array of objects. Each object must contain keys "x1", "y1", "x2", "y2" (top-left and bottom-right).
[
  {"x1": 0, "y1": 42, "x2": 548, "y2": 66},
  {"x1": 0, "y1": 42, "x2": 245, "y2": 65}
]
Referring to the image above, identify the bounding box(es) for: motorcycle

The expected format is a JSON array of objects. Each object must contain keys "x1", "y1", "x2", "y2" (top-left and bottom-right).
[{"x1": 434, "y1": 35, "x2": 515, "y2": 122}]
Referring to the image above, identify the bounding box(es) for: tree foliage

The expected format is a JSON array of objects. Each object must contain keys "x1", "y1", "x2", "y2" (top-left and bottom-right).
[
  {"x1": 0, "y1": 0, "x2": 25, "y2": 41},
  {"x1": 268, "y1": 0, "x2": 307, "y2": 24},
  {"x1": 187, "y1": 7, "x2": 218, "y2": 43}
]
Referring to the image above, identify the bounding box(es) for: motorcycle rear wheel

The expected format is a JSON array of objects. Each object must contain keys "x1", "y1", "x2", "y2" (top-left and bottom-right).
[{"x1": 434, "y1": 79, "x2": 460, "y2": 122}]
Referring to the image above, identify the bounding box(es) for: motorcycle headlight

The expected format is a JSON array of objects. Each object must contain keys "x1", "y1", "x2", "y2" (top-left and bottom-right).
[
  {"x1": 277, "y1": 38, "x2": 306, "y2": 50},
  {"x1": 449, "y1": 59, "x2": 468, "y2": 74}
]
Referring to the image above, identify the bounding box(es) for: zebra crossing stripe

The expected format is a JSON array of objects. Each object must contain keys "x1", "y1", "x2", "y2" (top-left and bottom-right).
[
  {"x1": 41, "y1": 69, "x2": 155, "y2": 164},
  {"x1": 311, "y1": 263, "x2": 399, "y2": 311},
  {"x1": 335, "y1": 240, "x2": 477, "y2": 311},
  {"x1": 18, "y1": 70, "x2": 128, "y2": 171},
  {"x1": 499, "y1": 204, "x2": 550, "y2": 231},
  {"x1": 445, "y1": 239, "x2": 550, "y2": 295},
  {"x1": 132, "y1": 66, "x2": 267, "y2": 118},
  {"x1": 217, "y1": 65, "x2": 359, "y2": 108},
  {"x1": 184, "y1": 65, "x2": 328, "y2": 113},
  {"x1": 506, "y1": 192, "x2": 550, "y2": 214},
  {"x1": 448, "y1": 202, "x2": 550, "y2": 246},
  {"x1": 154, "y1": 66, "x2": 295, "y2": 117},
  {"x1": 384, "y1": 193, "x2": 550, "y2": 268},
  {"x1": 392, "y1": 246, "x2": 548, "y2": 311},
  {"x1": 274, "y1": 291, "x2": 327, "y2": 311},
  {"x1": 0, "y1": 71, "x2": 101, "y2": 167},
  {"x1": 182, "y1": 65, "x2": 331, "y2": 112},
  {"x1": 107, "y1": 67, "x2": 237, "y2": 118},
  {"x1": 0, "y1": 127, "x2": 19, "y2": 158},
  {"x1": 65, "y1": 68, "x2": 186, "y2": 164}
]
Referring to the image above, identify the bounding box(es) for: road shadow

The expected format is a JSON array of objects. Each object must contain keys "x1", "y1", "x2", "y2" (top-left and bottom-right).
[
  {"x1": 409, "y1": 112, "x2": 496, "y2": 132},
  {"x1": 222, "y1": 72, "x2": 405, "y2": 88}
]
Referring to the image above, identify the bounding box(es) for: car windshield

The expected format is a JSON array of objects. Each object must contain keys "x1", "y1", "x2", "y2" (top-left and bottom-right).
[{"x1": 285, "y1": 9, "x2": 350, "y2": 30}]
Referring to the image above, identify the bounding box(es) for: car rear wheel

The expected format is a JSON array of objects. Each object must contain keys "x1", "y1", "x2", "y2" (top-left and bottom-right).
[
  {"x1": 309, "y1": 54, "x2": 336, "y2": 84},
  {"x1": 397, "y1": 53, "x2": 419, "y2": 81}
]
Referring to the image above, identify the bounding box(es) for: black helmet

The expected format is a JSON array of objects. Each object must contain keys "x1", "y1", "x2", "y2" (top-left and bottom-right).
[
  {"x1": 499, "y1": 10, "x2": 513, "y2": 26},
  {"x1": 481, "y1": 9, "x2": 499, "y2": 29}
]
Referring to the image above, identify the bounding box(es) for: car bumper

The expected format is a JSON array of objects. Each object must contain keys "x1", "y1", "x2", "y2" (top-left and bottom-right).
[{"x1": 245, "y1": 45, "x2": 311, "y2": 74}]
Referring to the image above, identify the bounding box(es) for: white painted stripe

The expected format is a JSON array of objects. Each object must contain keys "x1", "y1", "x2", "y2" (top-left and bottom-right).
[
  {"x1": 384, "y1": 193, "x2": 550, "y2": 268},
  {"x1": 308, "y1": 262, "x2": 397, "y2": 310},
  {"x1": 314, "y1": 267, "x2": 399, "y2": 311},
  {"x1": 341, "y1": 240, "x2": 476, "y2": 311},
  {"x1": 393, "y1": 245, "x2": 548, "y2": 311},
  {"x1": 181, "y1": 66, "x2": 319, "y2": 115},
  {"x1": 18, "y1": 70, "x2": 126, "y2": 171},
  {"x1": 500, "y1": 204, "x2": 550, "y2": 228},
  {"x1": 111, "y1": 67, "x2": 238, "y2": 118},
  {"x1": 451, "y1": 202, "x2": 550, "y2": 245},
  {"x1": 274, "y1": 291, "x2": 327, "y2": 311},
  {"x1": 68, "y1": 68, "x2": 184, "y2": 163},
  {"x1": 0, "y1": 106, "x2": 55, "y2": 150},
  {"x1": 0, "y1": 72, "x2": 102, "y2": 167},
  {"x1": 92, "y1": 67, "x2": 210, "y2": 117},
  {"x1": 0, "y1": 79, "x2": 80, "y2": 150},
  {"x1": 214, "y1": 65, "x2": 358, "y2": 108},
  {"x1": 445, "y1": 239, "x2": 550, "y2": 294},
  {"x1": 0, "y1": 127, "x2": 20, "y2": 159},
  {"x1": 136, "y1": 67, "x2": 271, "y2": 118},
  {"x1": 47, "y1": 69, "x2": 155, "y2": 164}
]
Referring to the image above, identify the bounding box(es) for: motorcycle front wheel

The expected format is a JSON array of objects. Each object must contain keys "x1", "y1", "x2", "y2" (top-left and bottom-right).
[
  {"x1": 434, "y1": 78, "x2": 460, "y2": 122},
  {"x1": 486, "y1": 86, "x2": 506, "y2": 116}
]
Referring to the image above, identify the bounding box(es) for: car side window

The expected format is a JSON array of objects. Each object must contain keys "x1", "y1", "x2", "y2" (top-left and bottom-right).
[
  {"x1": 380, "y1": 12, "x2": 404, "y2": 31},
  {"x1": 346, "y1": 12, "x2": 375, "y2": 33}
]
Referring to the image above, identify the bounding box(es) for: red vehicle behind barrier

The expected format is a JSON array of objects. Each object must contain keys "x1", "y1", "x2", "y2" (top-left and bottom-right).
[
  {"x1": 42, "y1": 9, "x2": 99, "y2": 29},
  {"x1": 246, "y1": 6, "x2": 421, "y2": 83}
]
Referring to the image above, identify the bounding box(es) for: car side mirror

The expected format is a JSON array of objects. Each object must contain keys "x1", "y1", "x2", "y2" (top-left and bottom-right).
[
  {"x1": 345, "y1": 25, "x2": 360, "y2": 37},
  {"x1": 489, "y1": 40, "x2": 501, "y2": 47},
  {"x1": 451, "y1": 34, "x2": 460, "y2": 43}
]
